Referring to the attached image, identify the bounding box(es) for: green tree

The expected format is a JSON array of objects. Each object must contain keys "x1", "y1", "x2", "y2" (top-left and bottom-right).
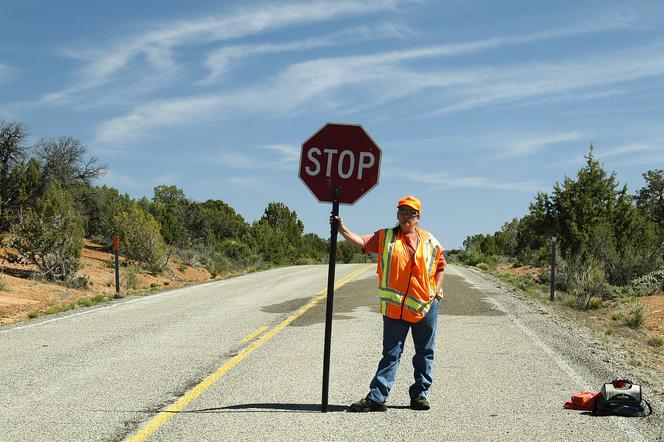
[
  {"x1": 150, "y1": 185, "x2": 191, "y2": 246},
  {"x1": 0, "y1": 162, "x2": 28, "y2": 226},
  {"x1": 463, "y1": 234, "x2": 485, "y2": 252},
  {"x1": 248, "y1": 202, "x2": 306, "y2": 265},
  {"x1": 10, "y1": 182, "x2": 84, "y2": 281},
  {"x1": 336, "y1": 240, "x2": 357, "y2": 263},
  {"x1": 25, "y1": 158, "x2": 41, "y2": 205},
  {"x1": 495, "y1": 218, "x2": 519, "y2": 256},
  {"x1": 0, "y1": 158, "x2": 41, "y2": 227},
  {"x1": 0, "y1": 121, "x2": 30, "y2": 230},
  {"x1": 608, "y1": 187, "x2": 662, "y2": 284},
  {"x1": 551, "y1": 146, "x2": 618, "y2": 257},
  {"x1": 114, "y1": 206, "x2": 168, "y2": 274},
  {"x1": 35, "y1": 136, "x2": 106, "y2": 190},
  {"x1": 249, "y1": 220, "x2": 291, "y2": 265},
  {"x1": 84, "y1": 186, "x2": 134, "y2": 247},
  {"x1": 191, "y1": 199, "x2": 247, "y2": 246},
  {"x1": 635, "y1": 169, "x2": 664, "y2": 232},
  {"x1": 260, "y1": 202, "x2": 305, "y2": 240},
  {"x1": 302, "y1": 232, "x2": 328, "y2": 262}
]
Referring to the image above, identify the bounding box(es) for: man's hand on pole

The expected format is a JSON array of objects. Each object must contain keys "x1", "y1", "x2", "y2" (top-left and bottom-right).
[{"x1": 330, "y1": 216, "x2": 365, "y2": 250}]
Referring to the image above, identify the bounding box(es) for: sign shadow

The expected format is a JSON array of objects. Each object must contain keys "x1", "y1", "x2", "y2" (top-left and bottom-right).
[{"x1": 187, "y1": 402, "x2": 348, "y2": 413}]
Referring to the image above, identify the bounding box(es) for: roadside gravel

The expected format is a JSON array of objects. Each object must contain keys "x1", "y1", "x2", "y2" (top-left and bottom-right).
[{"x1": 455, "y1": 265, "x2": 664, "y2": 441}]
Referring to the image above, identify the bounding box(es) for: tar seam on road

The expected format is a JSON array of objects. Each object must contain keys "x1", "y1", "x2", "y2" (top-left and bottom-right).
[{"x1": 125, "y1": 265, "x2": 373, "y2": 442}]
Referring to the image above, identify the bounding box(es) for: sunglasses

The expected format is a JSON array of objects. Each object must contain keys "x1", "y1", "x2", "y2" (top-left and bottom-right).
[{"x1": 398, "y1": 208, "x2": 419, "y2": 217}]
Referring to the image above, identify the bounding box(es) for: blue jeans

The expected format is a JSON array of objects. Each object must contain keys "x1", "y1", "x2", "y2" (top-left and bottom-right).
[{"x1": 367, "y1": 299, "x2": 439, "y2": 405}]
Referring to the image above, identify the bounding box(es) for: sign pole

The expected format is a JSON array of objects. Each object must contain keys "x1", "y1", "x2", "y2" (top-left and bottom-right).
[
  {"x1": 549, "y1": 236, "x2": 556, "y2": 302},
  {"x1": 322, "y1": 184, "x2": 340, "y2": 413},
  {"x1": 113, "y1": 234, "x2": 122, "y2": 299}
]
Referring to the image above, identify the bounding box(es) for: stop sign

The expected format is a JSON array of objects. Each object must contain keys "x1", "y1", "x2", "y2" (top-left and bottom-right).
[{"x1": 299, "y1": 123, "x2": 382, "y2": 205}]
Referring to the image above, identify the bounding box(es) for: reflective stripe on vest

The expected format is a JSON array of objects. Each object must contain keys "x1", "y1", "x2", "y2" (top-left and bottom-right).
[
  {"x1": 378, "y1": 287, "x2": 434, "y2": 316},
  {"x1": 380, "y1": 228, "x2": 397, "y2": 288}
]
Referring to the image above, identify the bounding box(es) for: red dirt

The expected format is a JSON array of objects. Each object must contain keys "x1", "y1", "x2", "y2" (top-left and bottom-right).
[{"x1": 0, "y1": 240, "x2": 211, "y2": 326}]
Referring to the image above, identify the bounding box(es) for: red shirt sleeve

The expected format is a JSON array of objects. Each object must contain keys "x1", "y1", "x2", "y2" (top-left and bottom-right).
[{"x1": 435, "y1": 249, "x2": 447, "y2": 278}]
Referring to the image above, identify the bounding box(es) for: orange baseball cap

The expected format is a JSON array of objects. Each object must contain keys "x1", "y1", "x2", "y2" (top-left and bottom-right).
[{"x1": 397, "y1": 195, "x2": 421, "y2": 213}]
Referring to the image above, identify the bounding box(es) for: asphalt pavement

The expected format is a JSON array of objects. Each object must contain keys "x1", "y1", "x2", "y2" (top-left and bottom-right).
[{"x1": 1, "y1": 264, "x2": 662, "y2": 441}]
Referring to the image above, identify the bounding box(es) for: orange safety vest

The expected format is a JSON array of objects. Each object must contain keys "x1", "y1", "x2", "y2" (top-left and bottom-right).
[{"x1": 376, "y1": 227, "x2": 444, "y2": 323}]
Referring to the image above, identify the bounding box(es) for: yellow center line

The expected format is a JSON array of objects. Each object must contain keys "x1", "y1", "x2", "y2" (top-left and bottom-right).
[
  {"x1": 239, "y1": 325, "x2": 269, "y2": 344},
  {"x1": 126, "y1": 264, "x2": 374, "y2": 442}
]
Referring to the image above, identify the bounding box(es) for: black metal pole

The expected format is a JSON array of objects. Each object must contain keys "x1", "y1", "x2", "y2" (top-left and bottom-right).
[
  {"x1": 322, "y1": 184, "x2": 340, "y2": 413},
  {"x1": 549, "y1": 236, "x2": 556, "y2": 302},
  {"x1": 114, "y1": 233, "x2": 122, "y2": 299}
]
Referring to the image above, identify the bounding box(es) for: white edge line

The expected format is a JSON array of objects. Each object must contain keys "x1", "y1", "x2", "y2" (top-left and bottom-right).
[
  {"x1": 453, "y1": 265, "x2": 649, "y2": 442},
  {"x1": 0, "y1": 279, "x2": 224, "y2": 335}
]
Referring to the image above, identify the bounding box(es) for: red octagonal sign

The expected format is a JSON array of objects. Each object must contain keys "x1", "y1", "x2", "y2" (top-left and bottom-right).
[{"x1": 299, "y1": 123, "x2": 382, "y2": 205}]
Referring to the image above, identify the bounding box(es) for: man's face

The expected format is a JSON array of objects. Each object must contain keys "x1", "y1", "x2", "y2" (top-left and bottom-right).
[{"x1": 397, "y1": 206, "x2": 420, "y2": 233}]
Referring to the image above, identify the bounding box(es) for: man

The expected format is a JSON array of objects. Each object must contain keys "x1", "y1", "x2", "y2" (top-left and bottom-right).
[{"x1": 333, "y1": 195, "x2": 446, "y2": 412}]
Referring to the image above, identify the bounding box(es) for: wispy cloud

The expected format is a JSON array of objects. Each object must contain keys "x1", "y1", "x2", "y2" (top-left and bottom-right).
[
  {"x1": 96, "y1": 95, "x2": 223, "y2": 143},
  {"x1": 215, "y1": 144, "x2": 299, "y2": 171},
  {"x1": 411, "y1": 171, "x2": 542, "y2": 193},
  {"x1": 0, "y1": 63, "x2": 13, "y2": 84},
  {"x1": 201, "y1": 22, "x2": 412, "y2": 84},
  {"x1": 600, "y1": 143, "x2": 661, "y2": 158},
  {"x1": 93, "y1": 11, "x2": 659, "y2": 145},
  {"x1": 501, "y1": 132, "x2": 584, "y2": 157},
  {"x1": 545, "y1": 140, "x2": 664, "y2": 170},
  {"x1": 42, "y1": 0, "x2": 401, "y2": 104},
  {"x1": 98, "y1": 169, "x2": 141, "y2": 190},
  {"x1": 226, "y1": 176, "x2": 264, "y2": 189},
  {"x1": 425, "y1": 43, "x2": 664, "y2": 116}
]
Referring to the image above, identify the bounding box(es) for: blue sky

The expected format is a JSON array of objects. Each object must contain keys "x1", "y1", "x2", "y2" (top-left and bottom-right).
[{"x1": 2, "y1": 0, "x2": 664, "y2": 249}]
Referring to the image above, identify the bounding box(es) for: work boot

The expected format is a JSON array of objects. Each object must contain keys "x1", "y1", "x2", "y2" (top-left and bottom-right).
[
  {"x1": 410, "y1": 396, "x2": 430, "y2": 410},
  {"x1": 348, "y1": 396, "x2": 387, "y2": 412}
]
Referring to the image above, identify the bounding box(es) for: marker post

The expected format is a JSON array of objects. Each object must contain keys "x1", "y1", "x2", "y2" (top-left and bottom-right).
[{"x1": 113, "y1": 234, "x2": 122, "y2": 299}]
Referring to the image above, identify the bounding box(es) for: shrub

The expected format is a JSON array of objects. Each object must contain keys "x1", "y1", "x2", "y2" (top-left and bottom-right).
[
  {"x1": 114, "y1": 206, "x2": 168, "y2": 275},
  {"x1": 587, "y1": 297, "x2": 603, "y2": 310},
  {"x1": 628, "y1": 268, "x2": 664, "y2": 296},
  {"x1": 459, "y1": 250, "x2": 498, "y2": 268},
  {"x1": 647, "y1": 336, "x2": 664, "y2": 347},
  {"x1": 122, "y1": 264, "x2": 139, "y2": 290},
  {"x1": 295, "y1": 256, "x2": 313, "y2": 265},
  {"x1": 352, "y1": 253, "x2": 369, "y2": 263},
  {"x1": 10, "y1": 182, "x2": 84, "y2": 282},
  {"x1": 476, "y1": 262, "x2": 490, "y2": 271},
  {"x1": 176, "y1": 247, "x2": 203, "y2": 267},
  {"x1": 567, "y1": 255, "x2": 608, "y2": 309},
  {"x1": 205, "y1": 253, "x2": 232, "y2": 277},
  {"x1": 67, "y1": 275, "x2": 90, "y2": 290},
  {"x1": 622, "y1": 300, "x2": 646, "y2": 329}
]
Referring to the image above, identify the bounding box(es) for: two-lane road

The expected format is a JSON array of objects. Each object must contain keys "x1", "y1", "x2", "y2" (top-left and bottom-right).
[{"x1": 1, "y1": 264, "x2": 661, "y2": 441}]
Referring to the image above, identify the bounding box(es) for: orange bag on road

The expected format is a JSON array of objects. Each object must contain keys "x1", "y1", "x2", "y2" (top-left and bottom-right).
[{"x1": 564, "y1": 391, "x2": 600, "y2": 410}]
